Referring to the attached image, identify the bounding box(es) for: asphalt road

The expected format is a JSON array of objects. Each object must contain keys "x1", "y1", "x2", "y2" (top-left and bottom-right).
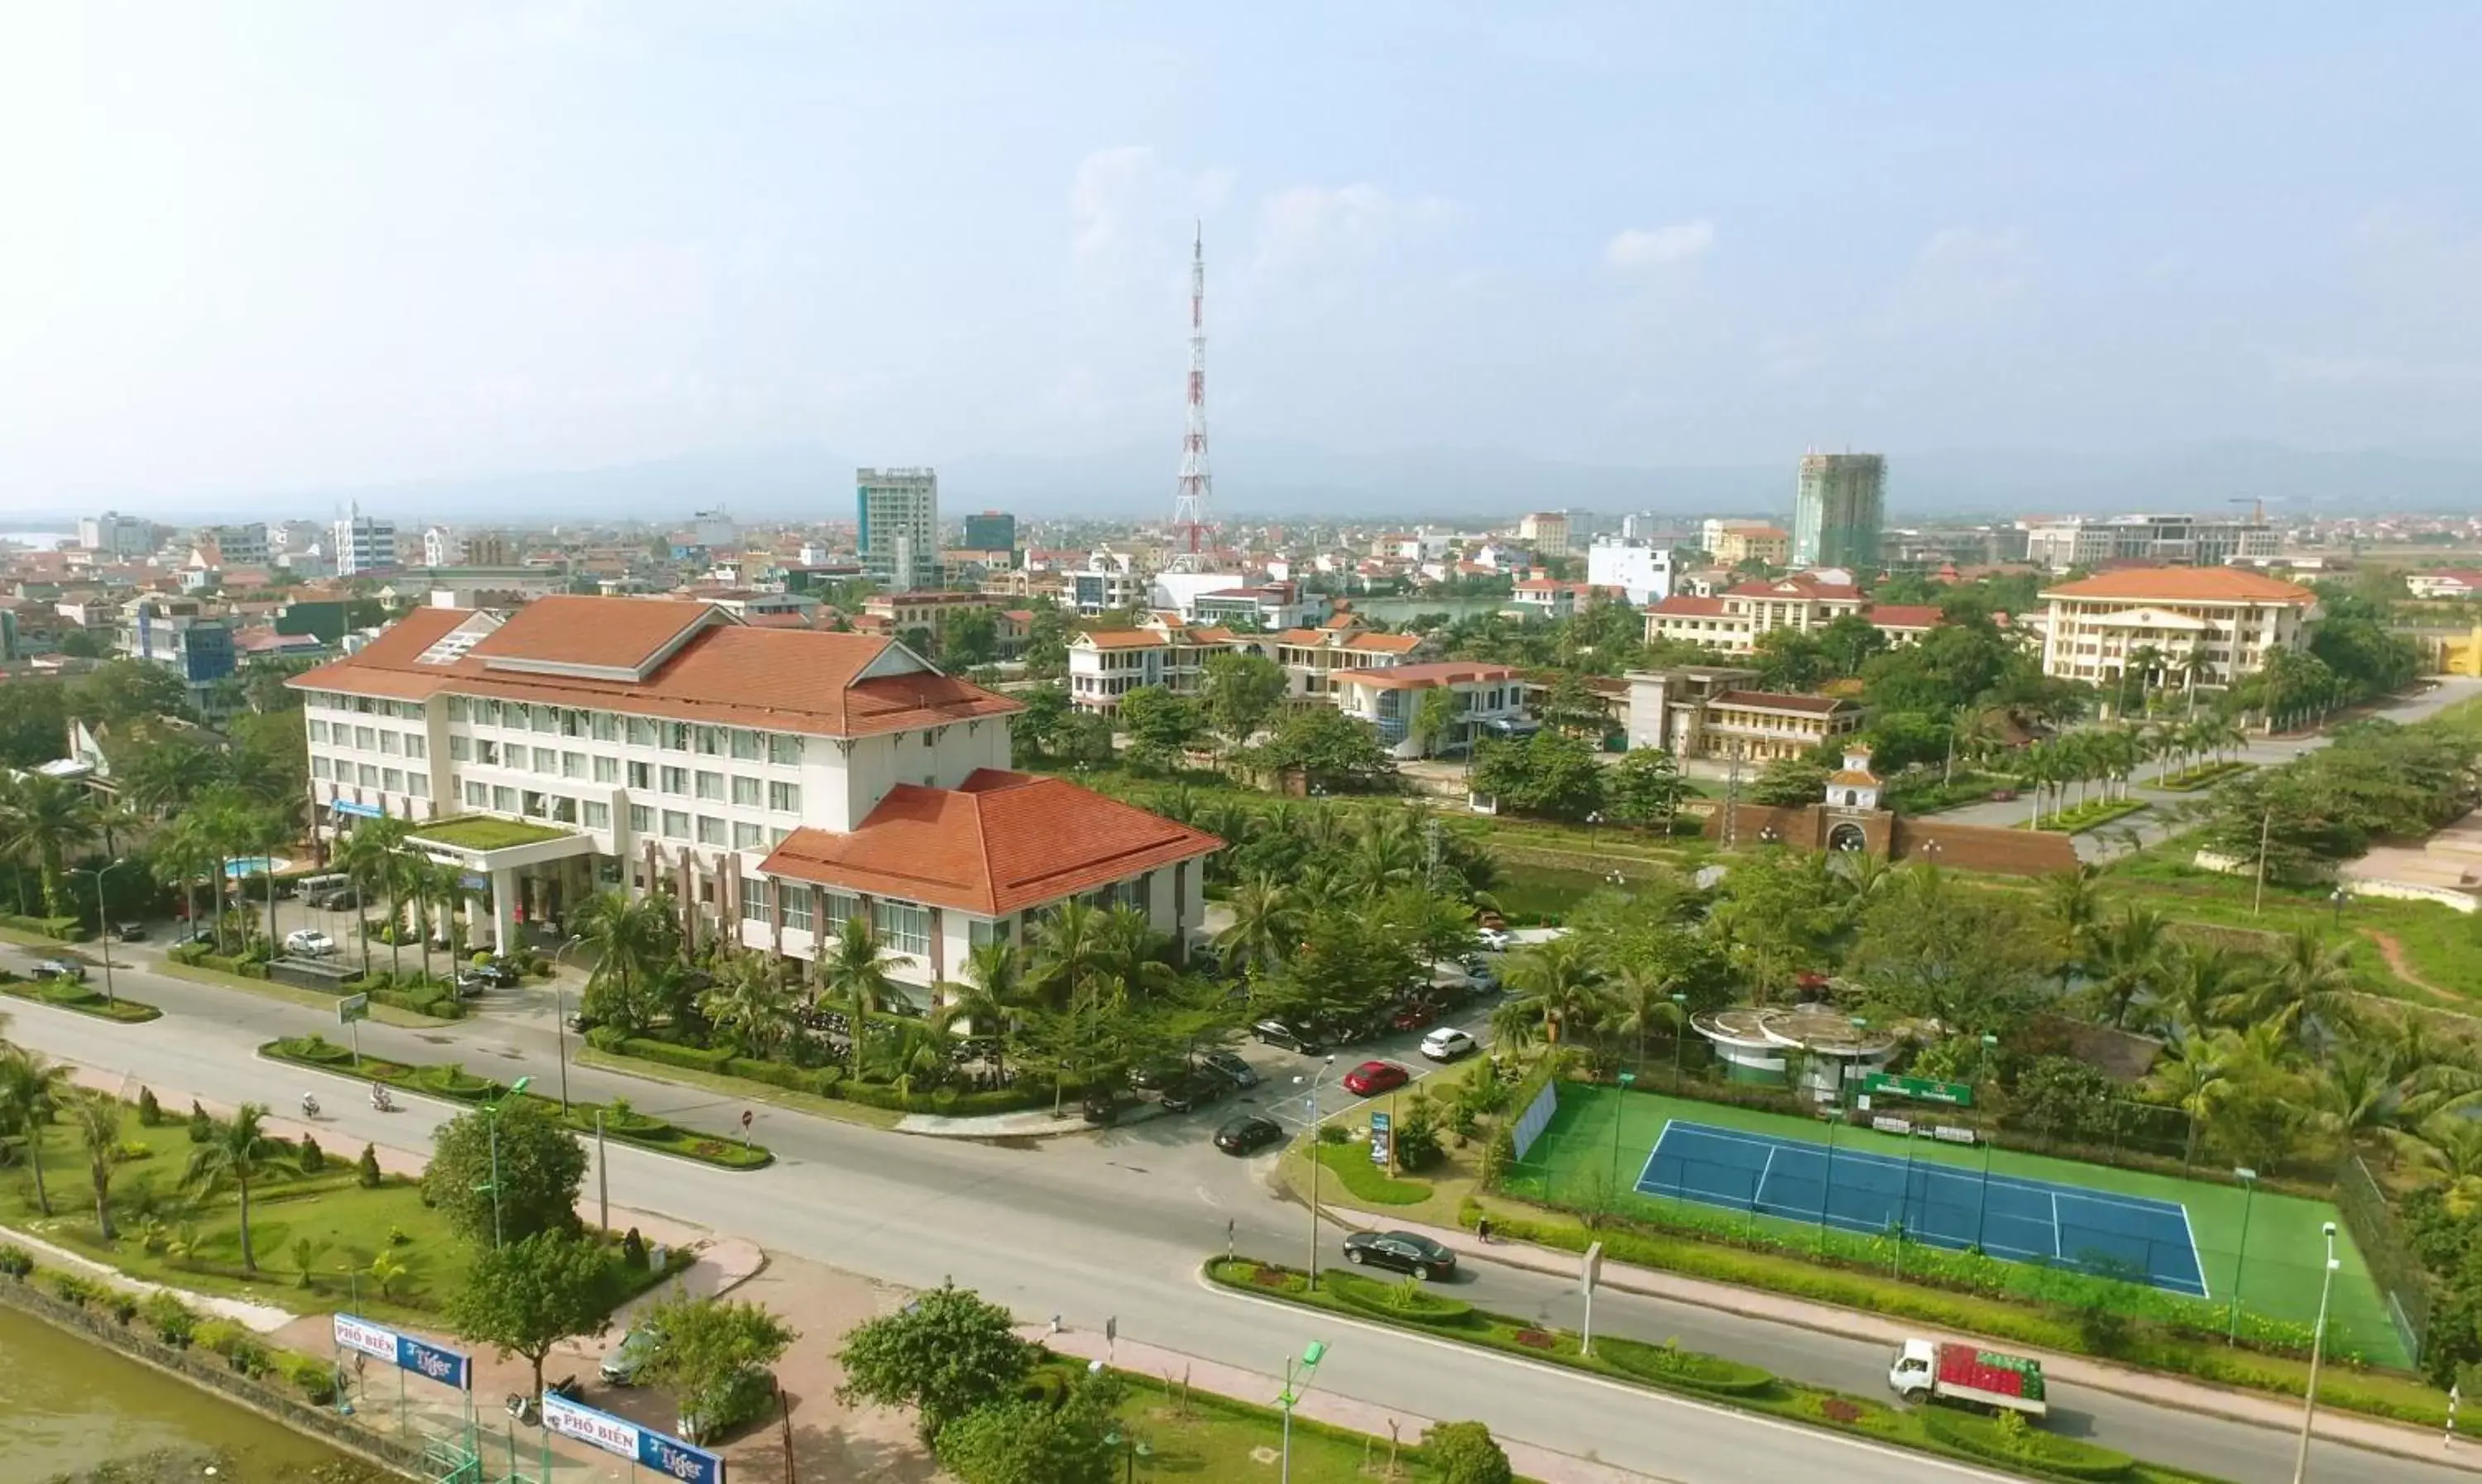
[{"x1": 4, "y1": 945, "x2": 2472, "y2": 1484}]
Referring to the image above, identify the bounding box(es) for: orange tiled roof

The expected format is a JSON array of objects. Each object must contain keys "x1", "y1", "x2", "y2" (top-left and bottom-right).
[
  {"x1": 1711, "y1": 690, "x2": 1849, "y2": 716},
  {"x1": 1076, "y1": 630, "x2": 1168, "y2": 649},
  {"x1": 467, "y1": 594, "x2": 714, "y2": 672},
  {"x1": 1862, "y1": 604, "x2": 1943, "y2": 630},
  {"x1": 1337, "y1": 662, "x2": 1519, "y2": 690},
  {"x1": 1340, "y1": 632, "x2": 1423, "y2": 654},
  {"x1": 2042, "y1": 569, "x2": 2318, "y2": 604},
  {"x1": 758, "y1": 769, "x2": 1221, "y2": 914},
  {"x1": 1650, "y1": 596, "x2": 1730, "y2": 616}
]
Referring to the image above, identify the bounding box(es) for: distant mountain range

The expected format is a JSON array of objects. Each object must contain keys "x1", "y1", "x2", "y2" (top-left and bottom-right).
[{"x1": 26, "y1": 438, "x2": 2482, "y2": 528}]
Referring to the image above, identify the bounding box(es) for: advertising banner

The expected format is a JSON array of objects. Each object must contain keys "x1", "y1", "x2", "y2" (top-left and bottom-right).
[
  {"x1": 542, "y1": 1391, "x2": 726, "y2": 1484},
  {"x1": 331, "y1": 1314, "x2": 472, "y2": 1392},
  {"x1": 1862, "y1": 1071, "x2": 1973, "y2": 1108}
]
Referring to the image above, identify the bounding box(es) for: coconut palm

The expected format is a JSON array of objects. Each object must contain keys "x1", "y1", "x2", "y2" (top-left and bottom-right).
[
  {"x1": 2139, "y1": 943, "x2": 2255, "y2": 1041},
  {"x1": 1093, "y1": 903, "x2": 1173, "y2": 1006},
  {"x1": 698, "y1": 955, "x2": 799, "y2": 1060},
  {"x1": 2148, "y1": 1029, "x2": 2235, "y2": 1165},
  {"x1": 331, "y1": 816, "x2": 410, "y2": 977},
  {"x1": 151, "y1": 814, "x2": 217, "y2": 941},
  {"x1": 2038, "y1": 864, "x2": 2105, "y2": 992},
  {"x1": 1605, "y1": 961, "x2": 1687, "y2": 1069},
  {"x1": 1501, "y1": 936, "x2": 1609, "y2": 1046},
  {"x1": 0, "y1": 771, "x2": 98, "y2": 917},
  {"x1": 184, "y1": 1103, "x2": 276, "y2": 1273},
  {"x1": 572, "y1": 888, "x2": 677, "y2": 1034},
  {"x1": 118, "y1": 737, "x2": 223, "y2": 818},
  {"x1": 1215, "y1": 874, "x2": 1302, "y2": 981},
  {"x1": 1027, "y1": 898, "x2": 1105, "y2": 1011},
  {"x1": 820, "y1": 915, "x2": 895, "y2": 1081},
  {"x1": 2086, "y1": 906, "x2": 2169, "y2": 1029},
  {"x1": 70, "y1": 1091, "x2": 124, "y2": 1240},
  {"x1": 0, "y1": 1047, "x2": 69, "y2": 1217},
  {"x1": 2245, "y1": 929, "x2": 2358, "y2": 1050},
  {"x1": 939, "y1": 941, "x2": 1030, "y2": 1082}
]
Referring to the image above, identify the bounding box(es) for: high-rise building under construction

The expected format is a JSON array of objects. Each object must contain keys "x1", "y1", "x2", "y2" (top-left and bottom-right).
[{"x1": 1793, "y1": 452, "x2": 1885, "y2": 570}]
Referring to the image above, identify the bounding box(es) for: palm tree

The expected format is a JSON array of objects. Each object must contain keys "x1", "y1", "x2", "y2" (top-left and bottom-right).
[
  {"x1": 118, "y1": 737, "x2": 223, "y2": 818},
  {"x1": 331, "y1": 817, "x2": 409, "y2": 977},
  {"x1": 1605, "y1": 961, "x2": 1686, "y2": 1069},
  {"x1": 940, "y1": 941, "x2": 1030, "y2": 1083},
  {"x1": 1028, "y1": 899, "x2": 1105, "y2": 1010},
  {"x1": 861, "y1": 1020, "x2": 948, "y2": 1099},
  {"x1": 2038, "y1": 864, "x2": 2105, "y2": 993},
  {"x1": 1093, "y1": 903, "x2": 1172, "y2": 1006},
  {"x1": 820, "y1": 915, "x2": 895, "y2": 1081},
  {"x1": 0, "y1": 1047, "x2": 69, "y2": 1217},
  {"x1": 70, "y1": 1091, "x2": 124, "y2": 1241},
  {"x1": 573, "y1": 888, "x2": 676, "y2": 1033},
  {"x1": 1502, "y1": 936, "x2": 1609, "y2": 1046},
  {"x1": 2247, "y1": 929, "x2": 2357, "y2": 1050},
  {"x1": 2140, "y1": 943, "x2": 2254, "y2": 1041},
  {"x1": 2149, "y1": 1029, "x2": 2235, "y2": 1165},
  {"x1": 698, "y1": 955, "x2": 798, "y2": 1060},
  {"x1": 0, "y1": 772, "x2": 98, "y2": 917},
  {"x1": 151, "y1": 814, "x2": 217, "y2": 940},
  {"x1": 184, "y1": 1103, "x2": 275, "y2": 1273},
  {"x1": 2314, "y1": 1050, "x2": 2427, "y2": 1167},
  {"x1": 2087, "y1": 906, "x2": 2169, "y2": 1029}
]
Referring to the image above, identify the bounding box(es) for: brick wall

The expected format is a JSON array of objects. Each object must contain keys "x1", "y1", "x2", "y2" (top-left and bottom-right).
[{"x1": 1701, "y1": 804, "x2": 2077, "y2": 877}]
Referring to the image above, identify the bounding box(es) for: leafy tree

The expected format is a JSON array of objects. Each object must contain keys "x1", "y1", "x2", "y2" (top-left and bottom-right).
[
  {"x1": 65, "y1": 659, "x2": 193, "y2": 730},
  {"x1": 447, "y1": 1230, "x2": 616, "y2": 1400},
  {"x1": 936, "y1": 1370, "x2": 1125, "y2": 1484},
  {"x1": 71, "y1": 1094, "x2": 125, "y2": 1239},
  {"x1": 1471, "y1": 730, "x2": 1607, "y2": 820},
  {"x1": 1264, "y1": 907, "x2": 1419, "y2": 1030},
  {"x1": 634, "y1": 1292, "x2": 798, "y2": 1425},
  {"x1": 1015, "y1": 684, "x2": 1070, "y2": 759},
  {"x1": 1253, "y1": 707, "x2": 1397, "y2": 792},
  {"x1": 1816, "y1": 612, "x2": 1890, "y2": 678},
  {"x1": 0, "y1": 676, "x2": 70, "y2": 769},
  {"x1": 1052, "y1": 712, "x2": 1118, "y2": 770},
  {"x1": 1427, "y1": 1420, "x2": 1514, "y2": 1484},
  {"x1": 1749, "y1": 758, "x2": 1828, "y2": 807},
  {"x1": 2004, "y1": 1056, "x2": 2125, "y2": 1146},
  {"x1": 1200, "y1": 650, "x2": 1288, "y2": 755},
  {"x1": 1412, "y1": 684, "x2": 1464, "y2": 757},
  {"x1": 184, "y1": 1103, "x2": 276, "y2": 1272},
  {"x1": 1751, "y1": 628, "x2": 1828, "y2": 692},
  {"x1": 836, "y1": 1281, "x2": 1033, "y2": 1443},
  {"x1": 1535, "y1": 672, "x2": 1610, "y2": 740},
  {"x1": 1606, "y1": 748, "x2": 1687, "y2": 833},
  {"x1": 422, "y1": 1097, "x2": 588, "y2": 1247},
  {"x1": 941, "y1": 609, "x2": 1000, "y2": 668},
  {"x1": 1116, "y1": 686, "x2": 1207, "y2": 772},
  {"x1": 1021, "y1": 602, "x2": 1077, "y2": 678}
]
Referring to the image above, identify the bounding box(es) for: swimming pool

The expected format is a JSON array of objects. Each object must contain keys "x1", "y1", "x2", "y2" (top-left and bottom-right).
[{"x1": 222, "y1": 855, "x2": 295, "y2": 878}]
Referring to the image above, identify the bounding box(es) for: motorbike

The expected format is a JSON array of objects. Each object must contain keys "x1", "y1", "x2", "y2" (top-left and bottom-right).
[
  {"x1": 369, "y1": 1085, "x2": 395, "y2": 1113},
  {"x1": 506, "y1": 1374, "x2": 582, "y2": 1425},
  {"x1": 300, "y1": 1094, "x2": 321, "y2": 1119}
]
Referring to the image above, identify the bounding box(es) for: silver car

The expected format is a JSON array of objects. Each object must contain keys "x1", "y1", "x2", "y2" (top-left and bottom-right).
[{"x1": 598, "y1": 1328, "x2": 658, "y2": 1386}]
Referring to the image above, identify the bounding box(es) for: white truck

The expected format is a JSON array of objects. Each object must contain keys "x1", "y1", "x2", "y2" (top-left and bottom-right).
[{"x1": 1888, "y1": 1338, "x2": 2049, "y2": 1421}]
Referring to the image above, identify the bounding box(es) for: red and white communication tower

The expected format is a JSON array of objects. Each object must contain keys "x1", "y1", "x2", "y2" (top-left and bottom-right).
[{"x1": 1169, "y1": 221, "x2": 1214, "y2": 562}]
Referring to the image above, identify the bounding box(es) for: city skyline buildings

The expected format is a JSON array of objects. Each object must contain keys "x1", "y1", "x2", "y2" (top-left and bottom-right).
[{"x1": 1792, "y1": 452, "x2": 1885, "y2": 570}]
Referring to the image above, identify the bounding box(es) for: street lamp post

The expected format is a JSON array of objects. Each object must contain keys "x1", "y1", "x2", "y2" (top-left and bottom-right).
[
  {"x1": 2228, "y1": 1167, "x2": 2259, "y2": 1342},
  {"x1": 550, "y1": 934, "x2": 585, "y2": 1114},
  {"x1": 1296, "y1": 1056, "x2": 1339, "y2": 1281},
  {"x1": 1606, "y1": 1070, "x2": 1637, "y2": 1193},
  {"x1": 1670, "y1": 992, "x2": 1689, "y2": 1088},
  {"x1": 67, "y1": 859, "x2": 132, "y2": 1005},
  {"x1": 1977, "y1": 1032, "x2": 1997, "y2": 1090},
  {"x1": 477, "y1": 1075, "x2": 534, "y2": 1249},
  {"x1": 2330, "y1": 888, "x2": 2348, "y2": 931},
  {"x1": 1277, "y1": 1339, "x2": 1328, "y2": 1484},
  {"x1": 2292, "y1": 1222, "x2": 2341, "y2": 1484}
]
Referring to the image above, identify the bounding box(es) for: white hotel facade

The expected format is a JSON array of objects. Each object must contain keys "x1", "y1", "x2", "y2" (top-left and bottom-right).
[{"x1": 289, "y1": 596, "x2": 1217, "y2": 993}]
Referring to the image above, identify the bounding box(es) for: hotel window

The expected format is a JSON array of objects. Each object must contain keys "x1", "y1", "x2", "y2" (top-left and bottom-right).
[
  {"x1": 694, "y1": 770, "x2": 724, "y2": 801},
  {"x1": 309, "y1": 719, "x2": 329, "y2": 742},
  {"x1": 532, "y1": 705, "x2": 558, "y2": 733},
  {"x1": 593, "y1": 755, "x2": 618, "y2": 783},
  {"x1": 969, "y1": 917, "x2": 1013, "y2": 948},
  {"x1": 696, "y1": 816, "x2": 725, "y2": 845},
  {"x1": 357, "y1": 763, "x2": 380, "y2": 787},
  {"x1": 560, "y1": 709, "x2": 584, "y2": 737},
  {"x1": 447, "y1": 697, "x2": 470, "y2": 722},
  {"x1": 492, "y1": 785, "x2": 518, "y2": 812},
  {"x1": 592, "y1": 712, "x2": 619, "y2": 742},
  {"x1": 467, "y1": 782, "x2": 490, "y2": 808},
  {"x1": 628, "y1": 761, "x2": 652, "y2": 789},
  {"x1": 629, "y1": 804, "x2": 653, "y2": 834},
  {"x1": 661, "y1": 765, "x2": 689, "y2": 794},
  {"x1": 550, "y1": 797, "x2": 577, "y2": 824},
  {"x1": 376, "y1": 730, "x2": 398, "y2": 754},
  {"x1": 874, "y1": 900, "x2": 931, "y2": 957},
  {"x1": 822, "y1": 892, "x2": 860, "y2": 934},
  {"x1": 404, "y1": 735, "x2": 426, "y2": 759},
  {"x1": 661, "y1": 809, "x2": 690, "y2": 839},
  {"x1": 769, "y1": 781, "x2": 801, "y2": 814},
  {"x1": 311, "y1": 757, "x2": 332, "y2": 779},
  {"x1": 353, "y1": 725, "x2": 376, "y2": 750},
  {"x1": 477, "y1": 699, "x2": 502, "y2": 726},
  {"x1": 730, "y1": 729, "x2": 762, "y2": 760},
  {"x1": 740, "y1": 877, "x2": 771, "y2": 921},
  {"x1": 769, "y1": 734, "x2": 803, "y2": 766},
  {"x1": 582, "y1": 801, "x2": 610, "y2": 829},
  {"x1": 733, "y1": 821, "x2": 764, "y2": 850},
  {"x1": 563, "y1": 751, "x2": 587, "y2": 778},
  {"x1": 533, "y1": 747, "x2": 558, "y2": 773},
  {"x1": 625, "y1": 716, "x2": 655, "y2": 747},
  {"x1": 408, "y1": 775, "x2": 430, "y2": 799},
  {"x1": 694, "y1": 725, "x2": 721, "y2": 755},
  {"x1": 731, "y1": 776, "x2": 761, "y2": 807},
  {"x1": 476, "y1": 739, "x2": 501, "y2": 767},
  {"x1": 522, "y1": 791, "x2": 548, "y2": 818},
  {"x1": 780, "y1": 888, "x2": 812, "y2": 932},
  {"x1": 663, "y1": 721, "x2": 690, "y2": 751}
]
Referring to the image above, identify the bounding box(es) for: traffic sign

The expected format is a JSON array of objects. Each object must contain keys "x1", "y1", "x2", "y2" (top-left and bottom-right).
[{"x1": 337, "y1": 993, "x2": 370, "y2": 1025}]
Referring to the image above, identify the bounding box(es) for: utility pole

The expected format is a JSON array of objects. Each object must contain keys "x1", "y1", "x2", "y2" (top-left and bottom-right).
[
  {"x1": 2252, "y1": 807, "x2": 2274, "y2": 917},
  {"x1": 1723, "y1": 740, "x2": 1745, "y2": 848}
]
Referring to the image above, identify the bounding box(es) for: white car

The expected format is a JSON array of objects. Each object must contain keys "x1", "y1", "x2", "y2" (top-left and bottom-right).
[
  {"x1": 1475, "y1": 928, "x2": 1516, "y2": 951},
  {"x1": 1420, "y1": 1027, "x2": 1478, "y2": 1062},
  {"x1": 284, "y1": 929, "x2": 338, "y2": 958}
]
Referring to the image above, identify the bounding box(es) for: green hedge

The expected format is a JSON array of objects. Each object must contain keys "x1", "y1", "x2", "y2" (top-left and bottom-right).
[
  {"x1": 167, "y1": 943, "x2": 271, "y2": 978},
  {"x1": 0, "y1": 913, "x2": 90, "y2": 941},
  {"x1": 606, "y1": 1037, "x2": 1059, "y2": 1117},
  {"x1": 1922, "y1": 1407, "x2": 2135, "y2": 1480},
  {"x1": 1598, "y1": 1335, "x2": 1775, "y2": 1395},
  {"x1": 0, "y1": 979, "x2": 162, "y2": 1023},
  {"x1": 620, "y1": 1036, "x2": 736, "y2": 1074},
  {"x1": 1321, "y1": 1270, "x2": 1473, "y2": 1324}
]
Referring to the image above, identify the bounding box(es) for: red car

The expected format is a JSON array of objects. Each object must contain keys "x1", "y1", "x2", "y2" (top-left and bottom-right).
[
  {"x1": 1389, "y1": 1001, "x2": 1439, "y2": 1032},
  {"x1": 1343, "y1": 1060, "x2": 1409, "y2": 1096}
]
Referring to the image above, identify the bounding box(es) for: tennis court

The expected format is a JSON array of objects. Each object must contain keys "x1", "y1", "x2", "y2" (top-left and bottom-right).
[{"x1": 1642, "y1": 1121, "x2": 2208, "y2": 1296}]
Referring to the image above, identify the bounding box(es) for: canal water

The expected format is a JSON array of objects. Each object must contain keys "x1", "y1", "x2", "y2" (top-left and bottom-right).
[{"x1": 1, "y1": 1304, "x2": 359, "y2": 1480}]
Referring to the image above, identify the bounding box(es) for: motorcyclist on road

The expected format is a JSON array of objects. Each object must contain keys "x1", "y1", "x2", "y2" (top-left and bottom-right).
[{"x1": 301, "y1": 1093, "x2": 320, "y2": 1118}]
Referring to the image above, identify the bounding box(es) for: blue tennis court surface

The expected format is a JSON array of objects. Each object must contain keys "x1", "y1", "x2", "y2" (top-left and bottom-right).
[{"x1": 1640, "y1": 1121, "x2": 2207, "y2": 1298}]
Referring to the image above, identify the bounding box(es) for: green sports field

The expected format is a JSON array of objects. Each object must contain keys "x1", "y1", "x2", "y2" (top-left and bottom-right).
[{"x1": 1506, "y1": 1083, "x2": 2409, "y2": 1370}]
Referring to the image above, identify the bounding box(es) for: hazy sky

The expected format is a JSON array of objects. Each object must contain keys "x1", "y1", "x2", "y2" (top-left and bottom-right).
[{"x1": 4, "y1": 2, "x2": 2479, "y2": 510}]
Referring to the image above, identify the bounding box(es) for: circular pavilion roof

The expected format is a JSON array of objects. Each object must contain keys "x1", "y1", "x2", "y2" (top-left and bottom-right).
[{"x1": 1692, "y1": 1003, "x2": 1900, "y2": 1057}]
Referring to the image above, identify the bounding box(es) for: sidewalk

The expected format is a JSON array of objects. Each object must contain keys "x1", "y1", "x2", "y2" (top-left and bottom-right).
[
  {"x1": 1375, "y1": 1211, "x2": 2480, "y2": 1472},
  {"x1": 896, "y1": 1100, "x2": 1165, "y2": 1138},
  {"x1": 1024, "y1": 1322, "x2": 1668, "y2": 1484}
]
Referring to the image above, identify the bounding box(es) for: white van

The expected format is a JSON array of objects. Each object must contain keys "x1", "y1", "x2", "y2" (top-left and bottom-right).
[{"x1": 296, "y1": 873, "x2": 350, "y2": 898}]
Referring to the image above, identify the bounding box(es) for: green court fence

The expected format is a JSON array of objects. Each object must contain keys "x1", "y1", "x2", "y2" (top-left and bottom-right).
[{"x1": 2336, "y1": 1151, "x2": 2432, "y2": 1365}]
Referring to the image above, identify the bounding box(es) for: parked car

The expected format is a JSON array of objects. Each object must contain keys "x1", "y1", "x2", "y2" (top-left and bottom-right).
[
  {"x1": 598, "y1": 1328, "x2": 658, "y2": 1386},
  {"x1": 1459, "y1": 956, "x2": 1500, "y2": 990},
  {"x1": 1476, "y1": 927, "x2": 1516, "y2": 951},
  {"x1": 566, "y1": 1009, "x2": 599, "y2": 1034},
  {"x1": 1198, "y1": 1048, "x2": 1259, "y2": 1088},
  {"x1": 1342, "y1": 1230, "x2": 1457, "y2": 1281},
  {"x1": 1342, "y1": 1060, "x2": 1409, "y2": 1097},
  {"x1": 1131, "y1": 1058, "x2": 1187, "y2": 1092},
  {"x1": 1080, "y1": 1089, "x2": 1124, "y2": 1125},
  {"x1": 113, "y1": 921, "x2": 146, "y2": 941},
  {"x1": 283, "y1": 929, "x2": 337, "y2": 958},
  {"x1": 461, "y1": 958, "x2": 522, "y2": 988},
  {"x1": 310, "y1": 888, "x2": 362, "y2": 912},
  {"x1": 33, "y1": 959, "x2": 84, "y2": 982},
  {"x1": 1214, "y1": 1114, "x2": 1285, "y2": 1156},
  {"x1": 1420, "y1": 1027, "x2": 1478, "y2": 1062},
  {"x1": 1253, "y1": 1019, "x2": 1326, "y2": 1055},
  {"x1": 1158, "y1": 1073, "x2": 1229, "y2": 1114},
  {"x1": 1388, "y1": 1000, "x2": 1440, "y2": 1033}
]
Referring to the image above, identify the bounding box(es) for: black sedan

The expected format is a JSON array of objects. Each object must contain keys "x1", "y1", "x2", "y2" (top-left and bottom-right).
[
  {"x1": 1342, "y1": 1230, "x2": 1458, "y2": 1281},
  {"x1": 1158, "y1": 1073, "x2": 1229, "y2": 1114},
  {"x1": 1214, "y1": 1115, "x2": 1284, "y2": 1156}
]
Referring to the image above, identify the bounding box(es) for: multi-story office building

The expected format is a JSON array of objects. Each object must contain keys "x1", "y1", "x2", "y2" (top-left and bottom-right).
[
  {"x1": 1793, "y1": 453, "x2": 1886, "y2": 570},
  {"x1": 1066, "y1": 613, "x2": 1427, "y2": 713},
  {"x1": 289, "y1": 596, "x2": 1219, "y2": 990},
  {"x1": 961, "y1": 511, "x2": 1018, "y2": 555},
  {"x1": 1705, "y1": 523, "x2": 1791, "y2": 567},
  {"x1": 333, "y1": 512, "x2": 399, "y2": 576},
  {"x1": 1517, "y1": 511, "x2": 1572, "y2": 558},
  {"x1": 1329, "y1": 662, "x2": 1529, "y2": 759},
  {"x1": 857, "y1": 467, "x2": 941, "y2": 591},
  {"x1": 199, "y1": 523, "x2": 270, "y2": 568},
  {"x1": 1584, "y1": 539, "x2": 1675, "y2": 604},
  {"x1": 1623, "y1": 666, "x2": 1866, "y2": 761},
  {"x1": 79, "y1": 512, "x2": 156, "y2": 559},
  {"x1": 117, "y1": 595, "x2": 236, "y2": 697},
  {"x1": 422, "y1": 526, "x2": 464, "y2": 568},
  {"x1": 2037, "y1": 568, "x2": 2317, "y2": 690},
  {"x1": 1644, "y1": 577, "x2": 1941, "y2": 655},
  {"x1": 2020, "y1": 514, "x2": 2279, "y2": 572}
]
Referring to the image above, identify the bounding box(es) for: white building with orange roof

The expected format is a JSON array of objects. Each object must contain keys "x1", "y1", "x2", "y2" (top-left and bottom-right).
[
  {"x1": 289, "y1": 596, "x2": 1217, "y2": 989},
  {"x1": 2036, "y1": 568, "x2": 2319, "y2": 689}
]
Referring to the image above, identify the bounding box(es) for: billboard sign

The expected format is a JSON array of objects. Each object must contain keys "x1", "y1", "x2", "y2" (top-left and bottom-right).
[
  {"x1": 543, "y1": 1392, "x2": 726, "y2": 1484},
  {"x1": 332, "y1": 1313, "x2": 472, "y2": 1392},
  {"x1": 333, "y1": 800, "x2": 386, "y2": 820},
  {"x1": 1861, "y1": 1071, "x2": 1973, "y2": 1108}
]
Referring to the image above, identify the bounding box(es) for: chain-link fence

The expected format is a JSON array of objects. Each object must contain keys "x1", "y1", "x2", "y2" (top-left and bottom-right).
[{"x1": 2336, "y1": 1151, "x2": 2432, "y2": 1366}]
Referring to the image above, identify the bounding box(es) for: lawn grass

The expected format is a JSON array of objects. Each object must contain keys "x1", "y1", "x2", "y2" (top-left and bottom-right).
[
  {"x1": 155, "y1": 958, "x2": 451, "y2": 1027},
  {"x1": 1308, "y1": 1142, "x2": 1434, "y2": 1205},
  {"x1": 2152, "y1": 761, "x2": 2255, "y2": 792},
  {"x1": 404, "y1": 815, "x2": 576, "y2": 851},
  {"x1": 1512, "y1": 1084, "x2": 2408, "y2": 1369},
  {"x1": 1, "y1": 976, "x2": 161, "y2": 1022},
  {"x1": 1114, "y1": 1377, "x2": 1464, "y2": 1484},
  {"x1": 2022, "y1": 798, "x2": 2149, "y2": 834}
]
